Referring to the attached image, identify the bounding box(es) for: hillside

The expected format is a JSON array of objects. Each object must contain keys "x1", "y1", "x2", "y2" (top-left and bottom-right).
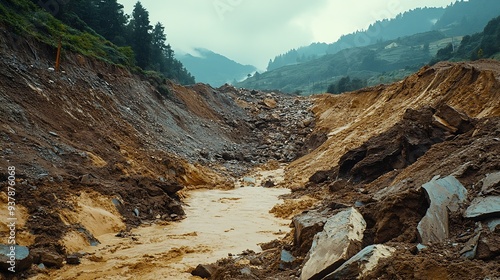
[
  {"x1": 433, "y1": 15, "x2": 500, "y2": 63},
  {"x1": 267, "y1": 0, "x2": 500, "y2": 72},
  {"x1": 177, "y1": 48, "x2": 257, "y2": 87},
  {"x1": 238, "y1": 31, "x2": 455, "y2": 94}
]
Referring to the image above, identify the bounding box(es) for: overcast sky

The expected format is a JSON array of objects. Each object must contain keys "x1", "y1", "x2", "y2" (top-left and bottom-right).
[{"x1": 120, "y1": 0, "x2": 454, "y2": 70}]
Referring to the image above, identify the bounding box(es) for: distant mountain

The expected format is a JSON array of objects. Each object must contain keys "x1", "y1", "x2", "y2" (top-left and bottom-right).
[
  {"x1": 239, "y1": 31, "x2": 449, "y2": 94},
  {"x1": 177, "y1": 48, "x2": 256, "y2": 87},
  {"x1": 267, "y1": 0, "x2": 500, "y2": 72}
]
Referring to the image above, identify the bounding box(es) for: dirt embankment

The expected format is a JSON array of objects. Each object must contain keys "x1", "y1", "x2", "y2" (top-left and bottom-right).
[
  {"x1": 287, "y1": 61, "x2": 500, "y2": 188},
  {"x1": 0, "y1": 27, "x2": 315, "y2": 278},
  {"x1": 211, "y1": 61, "x2": 500, "y2": 280}
]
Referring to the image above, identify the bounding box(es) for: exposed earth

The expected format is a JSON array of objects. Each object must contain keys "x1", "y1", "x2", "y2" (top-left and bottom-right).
[{"x1": 0, "y1": 26, "x2": 500, "y2": 279}]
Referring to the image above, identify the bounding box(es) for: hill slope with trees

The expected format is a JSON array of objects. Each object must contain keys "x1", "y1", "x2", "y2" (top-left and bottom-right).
[{"x1": 0, "y1": 0, "x2": 195, "y2": 84}]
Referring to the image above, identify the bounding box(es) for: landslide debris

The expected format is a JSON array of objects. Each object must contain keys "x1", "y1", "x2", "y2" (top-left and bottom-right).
[
  {"x1": 208, "y1": 61, "x2": 500, "y2": 280},
  {"x1": 0, "y1": 26, "x2": 315, "y2": 277}
]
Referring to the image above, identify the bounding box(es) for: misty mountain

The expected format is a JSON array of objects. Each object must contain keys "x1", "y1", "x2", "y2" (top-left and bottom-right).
[
  {"x1": 267, "y1": 0, "x2": 500, "y2": 71},
  {"x1": 177, "y1": 48, "x2": 256, "y2": 87}
]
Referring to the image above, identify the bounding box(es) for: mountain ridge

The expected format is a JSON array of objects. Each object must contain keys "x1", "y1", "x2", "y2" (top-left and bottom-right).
[{"x1": 177, "y1": 48, "x2": 257, "y2": 87}]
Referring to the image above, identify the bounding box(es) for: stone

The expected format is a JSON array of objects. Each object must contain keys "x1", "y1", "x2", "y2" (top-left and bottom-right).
[
  {"x1": 263, "y1": 98, "x2": 277, "y2": 108},
  {"x1": 156, "y1": 181, "x2": 184, "y2": 195},
  {"x1": 0, "y1": 245, "x2": 32, "y2": 272},
  {"x1": 481, "y1": 172, "x2": 500, "y2": 194},
  {"x1": 292, "y1": 209, "x2": 329, "y2": 255},
  {"x1": 309, "y1": 170, "x2": 331, "y2": 184},
  {"x1": 476, "y1": 228, "x2": 500, "y2": 260},
  {"x1": 486, "y1": 219, "x2": 500, "y2": 231},
  {"x1": 279, "y1": 250, "x2": 296, "y2": 270},
  {"x1": 460, "y1": 233, "x2": 480, "y2": 259},
  {"x1": 417, "y1": 176, "x2": 467, "y2": 244},
  {"x1": 263, "y1": 180, "x2": 275, "y2": 188},
  {"x1": 435, "y1": 104, "x2": 473, "y2": 133},
  {"x1": 33, "y1": 249, "x2": 64, "y2": 268},
  {"x1": 464, "y1": 196, "x2": 500, "y2": 220},
  {"x1": 300, "y1": 208, "x2": 366, "y2": 280},
  {"x1": 323, "y1": 245, "x2": 396, "y2": 280},
  {"x1": 66, "y1": 254, "x2": 81, "y2": 265},
  {"x1": 191, "y1": 264, "x2": 218, "y2": 278}
]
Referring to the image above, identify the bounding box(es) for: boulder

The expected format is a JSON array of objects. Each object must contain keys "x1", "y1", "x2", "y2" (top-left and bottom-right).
[
  {"x1": 191, "y1": 264, "x2": 218, "y2": 279},
  {"x1": 38, "y1": 250, "x2": 64, "y2": 268},
  {"x1": 0, "y1": 245, "x2": 32, "y2": 272},
  {"x1": 292, "y1": 209, "x2": 329, "y2": 255},
  {"x1": 322, "y1": 245, "x2": 396, "y2": 280},
  {"x1": 417, "y1": 176, "x2": 467, "y2": 244},
  {"x1": 300, "y1": 208, "x2": 366, "y2": 280},
  {"x1": 464, "y1": 196, "x2": 500, "y2": 220},
  {"x1": 435, "y1": 104, "x2": 474, "y2": 134}
]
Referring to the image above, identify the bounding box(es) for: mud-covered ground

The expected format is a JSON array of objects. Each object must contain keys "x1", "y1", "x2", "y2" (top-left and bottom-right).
[{"x1": 206, "y1": 61, "x2": 500, "y2": 280}]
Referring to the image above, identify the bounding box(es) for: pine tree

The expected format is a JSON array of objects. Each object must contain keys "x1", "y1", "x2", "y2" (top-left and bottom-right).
[{"x1": 131, "y1": 1, "x2": 152, "y2": 69}]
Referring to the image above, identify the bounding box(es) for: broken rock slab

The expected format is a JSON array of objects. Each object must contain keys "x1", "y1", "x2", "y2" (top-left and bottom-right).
[
  {"x1": 481, "y1": 172, "x2": 500, "y2": 194},
  {"x1": 464, "y1": 196, "x2": 500, "y2": 220},
  {"x1": 300, "y1": 207, "x2": 366, "y2": 280},
  {"x1": 322, "y1": 245, "x2": 396, "y2": 280},
  {"x1": 417, "y1": 175, "x2": 467, "y2": 244},
  {"x1": 292, "y1": 209, "x2": 329, "y2": 255}
]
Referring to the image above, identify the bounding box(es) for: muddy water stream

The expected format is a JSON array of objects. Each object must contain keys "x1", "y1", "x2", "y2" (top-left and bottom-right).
[{"x1": 35, "y1": 186, "x2": 290, "y2": 280}]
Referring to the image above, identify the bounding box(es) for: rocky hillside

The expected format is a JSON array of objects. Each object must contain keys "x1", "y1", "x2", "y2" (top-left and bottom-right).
[
  {"x1": 1, "y1": 15, "x2": 500, "y2": 280},
  {"x1": 0, "y1": 24, "x2": 315, "y2": 277},
  {"x1": 210, "y1": 60, "x2": 500, "y2": 279}
]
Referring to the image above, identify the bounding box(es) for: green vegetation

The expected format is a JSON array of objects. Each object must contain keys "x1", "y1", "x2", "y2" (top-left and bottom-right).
[
  {"x1": 255, "y1": 0, "x2": 500, "y2": 95},
  {"x1": 238, "y1": 31, "x2": 449, "y2": 94},
  {"x1": 432, "y1": 15, "x2": 500, "y2": 63},
  {"x1": 0, "y1": 0, "x2": 194, "y2": 84},
  {"x1": 326, "y1": 76, "x2": 366, "y2": 94}
]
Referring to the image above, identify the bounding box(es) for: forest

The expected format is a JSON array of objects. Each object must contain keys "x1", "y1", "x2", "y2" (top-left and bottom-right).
[{"x1": 31, "y1": 0, "x2": 195, "y2": 84}]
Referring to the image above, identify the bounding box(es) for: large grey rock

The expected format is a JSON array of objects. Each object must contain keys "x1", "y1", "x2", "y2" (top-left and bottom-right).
[
  {"x1": 292, "y1": 209, "x2": 329, "y2": 255},
  {"x1": 300, "y1": 208, "x2": 366, "y2": 280},
  {"x1": 0, "y1": 245, "x2": 32, "y2": 272},
  {"x1": 464, "y1": 196, "x2": 500, "y2": 220},
  {"x1": 417, "y1": 176, "x2": 467, "y2": 244},
  {"x1": 322, "y1": 245, "x2": 396, "y2": 280}
]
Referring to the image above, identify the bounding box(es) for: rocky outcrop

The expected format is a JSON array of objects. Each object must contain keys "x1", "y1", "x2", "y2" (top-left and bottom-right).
[{"x1": 301, "y1": 208, "x2": 366, "y2": 280}]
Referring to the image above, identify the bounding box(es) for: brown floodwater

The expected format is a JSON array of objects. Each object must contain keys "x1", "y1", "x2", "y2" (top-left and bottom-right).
[{"x1": 34, "y1": 186, "x2": 290, "y2": 280}]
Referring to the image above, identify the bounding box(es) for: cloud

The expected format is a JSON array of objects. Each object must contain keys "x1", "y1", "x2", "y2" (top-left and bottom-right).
[{"x1": 120, "y1": 0, "x2": 452, "y2": 69}]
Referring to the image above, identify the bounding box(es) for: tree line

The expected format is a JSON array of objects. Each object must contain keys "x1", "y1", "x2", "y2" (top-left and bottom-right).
[{"x1": 32, "y1": 0, "x2": 195, "y2": 85}]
